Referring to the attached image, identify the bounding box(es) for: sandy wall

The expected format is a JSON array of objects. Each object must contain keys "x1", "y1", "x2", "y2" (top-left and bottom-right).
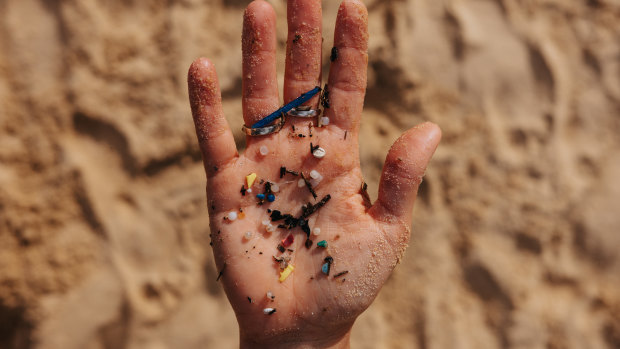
[{"x1": 0, "y1": 0, "x2": 619, "y2": 348}]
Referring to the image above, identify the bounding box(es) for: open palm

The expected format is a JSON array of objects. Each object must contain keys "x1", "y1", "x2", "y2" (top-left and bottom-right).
[{"x1": 188, "y1": 0, "x2": 441, "y2": 347}]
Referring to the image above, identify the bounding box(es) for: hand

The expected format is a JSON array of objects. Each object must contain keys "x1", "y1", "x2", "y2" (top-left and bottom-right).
[{"x1": 188, "y1": 0, "x2": 441, "y2": 348}]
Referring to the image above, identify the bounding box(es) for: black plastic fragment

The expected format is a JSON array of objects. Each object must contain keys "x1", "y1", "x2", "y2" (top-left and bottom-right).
[
  {"x1": 330, "y1": 47, "x2": 338, "y2": 62},
  {"x1": 300, "y1": 219, "x2": 310, "y2": 237},
  {"x1": 333, "y1": 270, "x2": 349, "y2": 279},
  {"x1": 321, "y1": 84, "x2": 330, "y2": 109},
  {"x1": 216, "y1": 263, "x2": 227, "y2": 281},
  {"x1": 301, "y1": 173, "x2": 318, "y2": 199}
]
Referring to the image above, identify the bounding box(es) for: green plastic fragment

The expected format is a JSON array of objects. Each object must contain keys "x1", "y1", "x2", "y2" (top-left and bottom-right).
[{"x1": 317, "y1": 240, "x2": 328, "y2": 248}]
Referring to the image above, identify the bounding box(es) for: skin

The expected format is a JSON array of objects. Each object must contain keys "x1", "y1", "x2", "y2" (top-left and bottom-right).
[{"x1": 187, "y1": 0, "x2": 442, "y2": 348}]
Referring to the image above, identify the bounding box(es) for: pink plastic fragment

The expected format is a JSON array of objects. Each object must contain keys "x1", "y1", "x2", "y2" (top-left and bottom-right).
[{"x1": 281, "y1": 234, "x2": 294, "y2": 248}]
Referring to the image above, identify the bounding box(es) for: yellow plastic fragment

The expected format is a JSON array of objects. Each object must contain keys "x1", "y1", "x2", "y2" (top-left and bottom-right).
[
  {"x1": 246, "y1": 173, "x2": 257, "y2": 188},
  {"x1": 279, "y1": 264, "x2": 295, "y2": 282}
]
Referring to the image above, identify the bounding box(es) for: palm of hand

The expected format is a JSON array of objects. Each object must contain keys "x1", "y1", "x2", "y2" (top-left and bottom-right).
[
  {"x1": 208, "y1": 125, "x2": 400, "y2": 341},
  {"x1": 188, "y1": 0, "x2": 440, "y2": 346}
]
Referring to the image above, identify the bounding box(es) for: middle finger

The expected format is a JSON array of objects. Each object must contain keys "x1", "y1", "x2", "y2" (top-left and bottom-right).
[{"x1": 284, "y1": 0, "x2": 323, "y2": 107}]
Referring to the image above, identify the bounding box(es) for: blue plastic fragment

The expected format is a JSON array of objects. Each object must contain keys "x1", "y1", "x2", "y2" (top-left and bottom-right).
[
  {"x1": 256, "y1": 193, "x2": 266, "y2": 200},
  {"x1": 267, "y1": 194, "x2": 276, "y2": 202},
  {"x1": 321, "y1": 263, "x2": 330, "y2": 275},
  {"x1": 251, "y1": 86, "x2": 321, "y2": 128}
]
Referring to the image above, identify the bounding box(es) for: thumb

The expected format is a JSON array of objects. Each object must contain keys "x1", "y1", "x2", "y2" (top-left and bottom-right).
[{"x1": 369, "y1": 122, "x2": 441, "y2": 225}]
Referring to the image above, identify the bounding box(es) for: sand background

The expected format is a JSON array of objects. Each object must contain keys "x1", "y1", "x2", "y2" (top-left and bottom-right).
[{"x1": 1, "y1": 0, "x2": 619, "y2": 348}]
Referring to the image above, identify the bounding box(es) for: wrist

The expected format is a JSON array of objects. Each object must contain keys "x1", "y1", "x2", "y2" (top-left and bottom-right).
[{"x1": 239, "y1": 326, "x2": 352, "y2": 349}]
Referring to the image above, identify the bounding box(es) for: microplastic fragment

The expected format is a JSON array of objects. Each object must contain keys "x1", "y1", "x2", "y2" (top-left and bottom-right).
[
  {"x1": 257, "y1": 193, "x2": 266, "y2": 200},
  {"x1": 227, "y1": 211, "x2": 238, "y2": 221},
  {"x1": 217, "y1": 263, "x2": 226, "y2": 281},
  {"x1": 310, "y1": 170, "x2": 321, "y2": 179},
  {"x1": 317, "y1": 240, "x2": 328, "y2": 248},
  {"x1": 301, "y1": 173, "x2": 318, "y2": 199},
  {"x1": 246, "y1": 173, "x2": 257, "y2": 188},
  {"x1": 300, "y1": 219, "x2": 310, "y2": 237},
  {"x1": 333, "y1": 270, "x2": 349, "y2": 278},
  {"x1": 267, "y1": 194, "x2": 276, "y2": 202},
  {"x1": 312, "y1": 147, "x2": 326, "y2": 158},
  {"x1": 300, "y1": 195, "x2": 331, "y2": 219},
  {"x1": 271, "y1": 183, "x2": 280, "y2": 193},
  {"x1": 259, "y1": 145, "x2": 268, "y2": 155},
  {"x1": 244, "y1": 231, "x2": 252, "y2": 240},
  {"x1": 279, "y1": 264, "x2": 295, "y2": 282},
  {"x1": 263, "y1": 308, "x2": 276, "y2": 315},
  {"x1": 252, "y1": 86, "x2": 321, "y2": 128},
  {"x1": 321, "y1": 84, "x2": 330, "y2": 110},
  {"x1": 330, "y1": 47, "x2": 338, "y2": 62},
  {"x1": 313, "y1": 227, "x2": 321, "y2": 235},
  {"x1": 298, "y1": 179, "x2": 305, "y2": 188},
  {"x1": 281, "y1": 234, "x2": 294, "y2": 247},
  {"x1": 321, "y1": 117, "x2": 330, "y2": 125},
  {"x1": 322, "y1": 256, "x2": 333, "y2": 275}
]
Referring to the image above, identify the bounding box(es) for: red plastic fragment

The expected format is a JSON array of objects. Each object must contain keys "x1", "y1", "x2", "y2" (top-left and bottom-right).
[{"x1": 281, "y1": 234, "x2": 294, "y2": 248}]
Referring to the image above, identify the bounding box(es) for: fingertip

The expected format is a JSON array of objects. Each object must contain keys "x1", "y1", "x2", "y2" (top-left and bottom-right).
[
  {"x1": 372, "y1": 122, "x2": 442, "y2": 224},
  {"x1": 188, "y1": 58, "x2": 216, "y2": 85},
  {"x1": 340, "y1": 0, "x2": 368, "y2": 15},
  {"x1": 245, "y1": 0, "x2": 276, "y2": 23},
  {"x1": 389, "y1": 122, "x2": 442, "y2": 164},
  {"x1": 335, "y1": 0, "x2": 369, "y2": 50},
  {"x1": 247, "y1": 0, "x2": 274, "y2": 12},
  {"x1": 384, "y1": 122, "x2": 441, "y2": 186},
  {"x1": 415, "y1": 121, "x2": 443, "y2": 144},
  {"x1": 189, "y1": 57, "x2": 213, "y2": 71},
  {"x1": 188, "y1": 57, "x2": 222, "y2": 112},
  {"x1": 243, "y1": 1, "x2": 277, "y2": 48}
]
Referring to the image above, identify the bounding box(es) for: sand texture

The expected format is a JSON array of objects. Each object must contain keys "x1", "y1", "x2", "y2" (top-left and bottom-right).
[{"x1": 1, "y1": 0, "x2": 620, "y2": 348}]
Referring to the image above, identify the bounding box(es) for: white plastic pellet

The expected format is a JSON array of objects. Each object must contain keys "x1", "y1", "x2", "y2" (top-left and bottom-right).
[
  {"x1": 271, "y1": 183, "x2": 280, "y2": 193},
  {"x1": 227, "y1": 211, "x2": 238, "y2": 221},
  {"x1": 263, "y1": 308, "x2": 275, "y2": 315},
  {"x1": 297, "y1": 179, "x2": 305, "y2": 188},
  {"x1": 310, "y1": 170, "x2": 321, "y2": 179},
  {"x1": 262, "y1": 219, "x2": 270, "y2": 226},
  {"x1": 310, "y1": 178, "x2": 321, "y2": 187},
  {"x1": 247, "y1": 188, "x2": 252, "y2": 193},
  {"x1": 244, "y1": 231, "x2": 252, "y2": 239},
  {"x1": 321, "y1": 117, "x2": 330, "y2": 125},
  {"x1": 313, "y1": 227, "x2": 321, "y2": 236},
  {"x1": 266, "y1": 291, "x2": 274, "y2": 300},
  {"x1": 259, "y1": 145, "x2": 268, "y2": 156},
  {"x1": 312, "y1": 147, "x2": 326, "y2": 158}
]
